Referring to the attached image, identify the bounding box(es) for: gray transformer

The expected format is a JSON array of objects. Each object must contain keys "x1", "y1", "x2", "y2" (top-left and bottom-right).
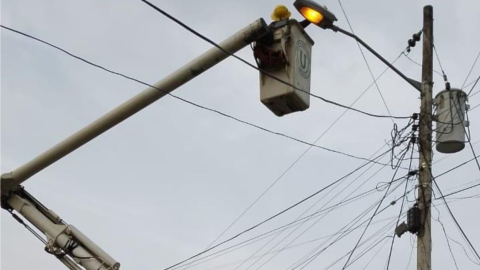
[{"x1": 434, "y1": 88, "x2": 469, "y2": 154}]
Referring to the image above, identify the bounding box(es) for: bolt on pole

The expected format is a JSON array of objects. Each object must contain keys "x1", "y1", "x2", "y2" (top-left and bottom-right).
[{"x1": 417, "y1": 5, "x2": 433, "y2": 270}]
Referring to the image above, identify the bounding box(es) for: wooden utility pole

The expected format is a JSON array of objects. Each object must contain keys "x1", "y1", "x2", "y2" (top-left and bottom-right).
[{"x1": 417, "y1": 5, "x2": 433, "y2": 270}]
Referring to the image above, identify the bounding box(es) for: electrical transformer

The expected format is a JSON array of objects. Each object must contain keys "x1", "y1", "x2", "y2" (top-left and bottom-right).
[
  {"x1": 434, "y1": 88, "x2": 469, "y2": 154},
  {"x1": 254, "y1": 19, "x2": 314, "y2": 116}
]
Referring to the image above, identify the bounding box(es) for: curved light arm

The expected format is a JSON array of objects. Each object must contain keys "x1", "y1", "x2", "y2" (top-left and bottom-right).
[{"x1": 330, "y1": 25, "x2": 422, "y2": 92}]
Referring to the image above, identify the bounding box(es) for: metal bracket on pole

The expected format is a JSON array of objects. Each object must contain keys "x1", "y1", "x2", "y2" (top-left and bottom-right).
[{"x1": 329, "y1": 25, "x2": 422, "y2": 92}]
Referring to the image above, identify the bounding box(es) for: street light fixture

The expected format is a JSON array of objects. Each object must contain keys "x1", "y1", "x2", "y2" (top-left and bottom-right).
[
  {"x1": 293, "y1": 0, "x2": 337, "y2": 28},
  {"x1": 293, "y1": 0, "x2": 422, "y2": 92}
]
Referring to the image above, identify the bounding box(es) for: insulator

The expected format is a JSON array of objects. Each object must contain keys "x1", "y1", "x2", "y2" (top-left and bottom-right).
[
  {"x1": 413, "y1": 32, "x2": 421, "y2": 42},
  {"x1": 408, "y1": 39, "x2": 416, "y2": 47}
]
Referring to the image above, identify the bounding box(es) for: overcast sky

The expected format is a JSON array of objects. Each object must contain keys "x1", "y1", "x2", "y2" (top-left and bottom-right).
[{"x1": 2, "y1": 0, "x2": 480, "y2": 269}]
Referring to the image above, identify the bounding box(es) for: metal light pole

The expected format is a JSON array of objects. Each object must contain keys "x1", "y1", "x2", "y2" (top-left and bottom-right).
[{"x1": 417, "y1": 5, "x2": 433, "y2": 270}]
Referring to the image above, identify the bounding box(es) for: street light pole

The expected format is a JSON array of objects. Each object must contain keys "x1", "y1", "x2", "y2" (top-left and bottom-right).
[{"x1": 417, "y1": 5, "x2": 433, "y2": 270}]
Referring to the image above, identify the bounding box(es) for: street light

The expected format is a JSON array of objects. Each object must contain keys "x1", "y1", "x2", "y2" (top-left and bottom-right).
[
  {"x1": 293, "y1": 0, "x2": 337, "y2": 28},
  {"x1": 293, "y1": 0, "x2": 422, "y2": 92}
]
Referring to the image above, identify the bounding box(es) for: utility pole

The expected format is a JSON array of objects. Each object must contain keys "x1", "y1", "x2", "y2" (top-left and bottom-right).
[{"x1": 417, "y1": 5, "x2": 433, "y2": 270}]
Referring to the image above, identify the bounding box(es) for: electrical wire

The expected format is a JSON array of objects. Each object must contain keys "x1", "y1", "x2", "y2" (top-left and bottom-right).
[
  {"x1": 341, "y1": 144, "x2": 410, "y2": 269},
  {"x1": 418, "y1": 144, "x2": 480, "y2": 264},
  {"x1": 185, "y1": 48, "x2": 411, "y2": 270},
  {"x1": 453, "y1": 101, "x2": 480, "y2": 175},
  {"x1": 467, "y1": 73, "x2": 480, "y2": 96},
  {"x1": 161, "y1": 147, "x2": 394, "y2": 270},
  {"x1": 432, "y1": 202, "x2": 460, "y2": 270},
  {"x1": 435, "y1": 182, "x2": 480, "y2": 200},
  {"x1": 385, "y1": 142, "x2": 416, "y2": 269},
  {"x1": 461, "y1": 48, "x2": 480, "y2": 89},
  {"x1": 435, "y1": 154, "x2": 480, "y2": 179},
  {"x1": 433, "y1": 44, "x2": 450, "y2": 89},
  {"x1": 251, "y1": 160, "x2": 395, "y2": 270},
  {"x1": 326, "y1": 217, "x2": 400, "y2": 270},
  {"x1": 286, "y1": 153, "x2": 414, "y2": 270},
  {"x1": 0, "y1": 25, "x2": 394, "y2": 168},
  {"x1": 432, "y1": 180, "x2": 480, "y2": 263},
  {"x1": 245, "y1": 123, "x2": 414, "y2": 270},
  {"x1": 405, "y1": 240, "x2": 415, "y2": 270},
  {"x1": 336, "y1": 0, "x2": 395, "y2": 123},
  {"x1": 138, "y1": 1, "x2": 411, "y2": 120},
  {"x1": 199, "y1": 215, "x2": 399, "y2": 270},
  {"x1": 402, "y1": 52, "x2": 443, "y2": 77},
  {"x1": 171, "y1": 172, "x2": 412, "y2": 270},
  {"x1": 288, "y1": 180, "x2": 415, "y2": 270}
]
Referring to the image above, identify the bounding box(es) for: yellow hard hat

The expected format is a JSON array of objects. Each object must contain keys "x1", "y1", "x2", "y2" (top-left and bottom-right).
[{"x1": 271, "y1": 5, "x2": 291, "y2": 21}]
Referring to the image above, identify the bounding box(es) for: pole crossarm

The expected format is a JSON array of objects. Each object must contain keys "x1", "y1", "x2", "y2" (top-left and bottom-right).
[
  {"x1": 330, "y1": 25, "x2": 422, "y2": 92},
  {"x1": 1, "y1": 18, "x2": 270, "y2": 198}
]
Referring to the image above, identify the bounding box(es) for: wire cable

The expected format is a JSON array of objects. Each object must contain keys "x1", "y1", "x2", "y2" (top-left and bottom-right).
[
  {"x1": 418, "y1": 145, "x2": 480, "y2": 263},
  {"x1": 467, "y1": 73, "x2": 480, "y2": 96},
  {"x1": 341, "y1": 145, "x2": 409, "y2": 269},
  {"x1": 161, "y1": 147, "x2": 394, "y2": 270},
  {"x1": 288, "y1": 180, "x2": 414, "y2": 270},
  {"x1": 435, "y1": 154, "x2": 480, "y2": 179},
  {"x1": 435, "y1": 182, "x2": 480, "y2": 200},
  {"x1": 336, "y1": 0, "x2": 395, "y2": 123},
  {"x1": 243, "y1": 124, "x2": 413, "y2": 270},
  {"x1": 402, "y1": 52, "x2": 443, "y2": 77},
  {"x1": 462, "y1": 48, "x2": 480, "y2": 89},
  {"x1": 432, "y1": 179, "x2": 480, "y2": 263},
  {"x1": 252, "y1": 158, "x2": 395, "y2": 270},
  {"x1": 138, "y1": 1, "x2": 411, "y2": 120},
  {"x1": 0, "y1": 25, "x2": 393, "y2": 167},
  {"x1": 184, "y1": 45, "x2": 410, "y2": 270},
  {"x1": 385, "y1": 142, "x2": 416, "y2": 269},
  {"x1": 432, "y1": 202, "x2": 460, "y2": 270}
]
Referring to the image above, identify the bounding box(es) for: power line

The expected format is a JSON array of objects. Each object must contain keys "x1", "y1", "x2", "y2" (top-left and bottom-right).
[
  {"x1": 288, "y1": 179, "x2": 414, "y2": 270},
  {"x1": 435, "y1": 182, "x2": 480, "y2": 200},
  {"x1": 418, "y1": 145, "x2": 480, "y2": 264},
  {"x1": 402, "y1": 52, "x2": 443, "y2": 77},
  {"x1": 198, "y1": 215, "x2": 399, "y2": 270},
  {"x1": 138, "y1": 0, "x2": 411, "y2": 120},
  {"x1": 432, "y1": 203, "x2": 460, "y2": 270},
  {"x1": 238, "y1": 123, "x2": 413, "y2": 270},
  {"x1": 434, "y1": 154, "x2": 480, "y2": 179},
  {"x1": 432, "y1": 179, "x2": 480, "y2": 263},
  {"x1": 174, "y1": 187, "x2": 401, "y2": 270},
  {"x1": 462, "y1": 47, "x2": 480, "y2": 89},
  {"x1": 341, "y1": 145, "x2": 409, "y2": 269},
  {"x1": 192, "y1": 58, "x2": 413, "y2": 268},
  {"x1": 386, "y1": 143, "x2": 416, "y2": 269},
  {"x1": 187, "y1": 126, "x2": 397, "y2": 269},
  {"x1": 467, "y1": 73, "x2": 480, "y2": 96},
  {"x1": 252, "y1": 139, "x2": 413, "y2": 270},
  {"x1": 0, "y1": 25, "x2": 395, "y2": 167},
  {"x1": 433, "y1": 44, "x2": 451, "y2": 89},
  {"x1": 336, "y1": 0, "x2": 395, "y2": 123},
  {"x1": 161, "y1": 148, "x2": 395, "y2": 270},
  {"x1": 286, "y1": 149, "x2": 415, "y2": 270},
  {"x1": 433, "y1": 44, "x2": 448, "y2": 77},
  {"x1": 186, "y1": 52, "x2": 412, "y2": 270}
]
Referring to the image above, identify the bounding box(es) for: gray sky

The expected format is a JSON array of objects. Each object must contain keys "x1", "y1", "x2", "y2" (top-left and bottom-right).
[{"x1": 1, "y1": 0, "x2": 480, "y2": 269}]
